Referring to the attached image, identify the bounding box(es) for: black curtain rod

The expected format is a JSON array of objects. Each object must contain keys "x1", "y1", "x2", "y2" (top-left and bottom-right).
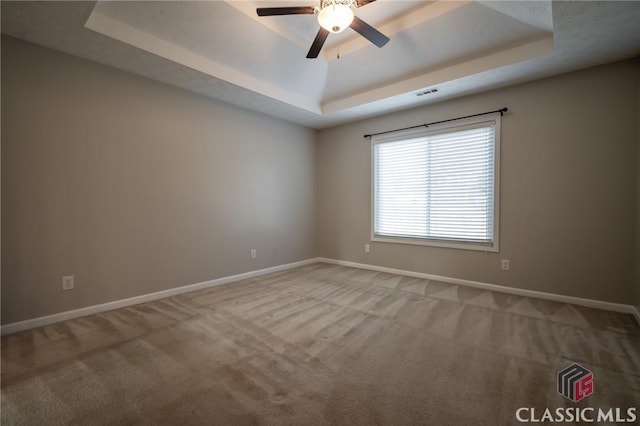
[{"x1": 363, "y1": 107, "x2": 508, "y2": 139}]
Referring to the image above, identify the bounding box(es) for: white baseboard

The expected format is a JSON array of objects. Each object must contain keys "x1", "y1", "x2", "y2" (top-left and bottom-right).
[
  {"x1": 317, "y1": 257, "x2": 638, "y2": 316},
  {"x1": 633, "y1": 306, "x2": 640, "y2": 326},
  {"x1": 3, "y1": 256, "x2": 637, "y2": 335},
  {"x1": 1, "y1": 258, "x2": 322, "y2": 336}
]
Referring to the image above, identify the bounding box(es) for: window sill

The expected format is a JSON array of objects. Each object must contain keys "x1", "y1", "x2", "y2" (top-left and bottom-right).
[{"x1": 371, "y1": 235, "x2": 499, "y2": 253}]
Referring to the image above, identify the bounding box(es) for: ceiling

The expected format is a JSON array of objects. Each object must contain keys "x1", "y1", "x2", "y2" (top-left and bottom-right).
[{"x1": 2, "y1": 1, "x2": 640, "y2": 129}]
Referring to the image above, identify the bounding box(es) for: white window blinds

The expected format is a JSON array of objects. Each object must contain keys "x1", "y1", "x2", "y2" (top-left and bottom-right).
[{"x1": 373, "y1": 119, "x2": 498, "y2": 249}]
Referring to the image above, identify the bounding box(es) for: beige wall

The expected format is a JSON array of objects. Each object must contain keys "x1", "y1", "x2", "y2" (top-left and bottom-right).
[
  {"x1": 637, "y1": 68, "x2": 640, "y2": 312},
  {"x1": 317, "y1": 60, "x2": 639, "y2": 304},
  {"x1": 1, "y1": 36, "x2": 316, "y2": 324},
  {"x1": 2, "y1": 35, "x2": 639, "y2": 326}
]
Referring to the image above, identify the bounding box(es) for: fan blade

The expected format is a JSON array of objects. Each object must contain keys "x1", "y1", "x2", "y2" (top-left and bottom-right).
[
  {"x1": 350, "y1": 16, "x2": 389, "y2": 48},
  {"x1": 356, "y1": 0, "x2": 376, "y2": 6},
  {"x1": 257, "y1": 6, "x2": 315, "y2": 16},
  {"x1": 306, "y1": 28, "x2": 330, "y2": 58}
]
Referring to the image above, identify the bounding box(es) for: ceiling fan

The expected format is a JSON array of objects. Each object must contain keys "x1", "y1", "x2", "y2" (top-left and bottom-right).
[{"x1": 256, "y1": 0, "x2": 390, "y2": 58}]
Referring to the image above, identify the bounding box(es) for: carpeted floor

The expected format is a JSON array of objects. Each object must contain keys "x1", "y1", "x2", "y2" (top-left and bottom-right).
[{"x1": 2, "y1": 263, "x2": 639, "y2": 425}]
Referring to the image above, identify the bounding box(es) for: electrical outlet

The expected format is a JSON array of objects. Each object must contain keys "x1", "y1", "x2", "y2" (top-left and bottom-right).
[
  {"x1": 364, "y1": 244, "x2": 370, "y2": 253},
  {"x1": 501, "y1": 259, "x2": 510, "y2": 271},
  {"x1": 62, "y1": 275, "x2": 74, "y2": 290},
  {"x1": 250, "y1": 249, "x2": 257, "y2": 259}
]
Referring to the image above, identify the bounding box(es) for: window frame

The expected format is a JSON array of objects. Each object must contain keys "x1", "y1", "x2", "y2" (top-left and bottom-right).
[{"x1": 370, "y1": 113, "x2": 501, "y2": 252}]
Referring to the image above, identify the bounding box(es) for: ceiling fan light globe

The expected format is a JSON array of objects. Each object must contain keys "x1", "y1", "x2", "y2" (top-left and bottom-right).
[{"x1": 317, "y1": 4, "x2": 354, "y2": 33}]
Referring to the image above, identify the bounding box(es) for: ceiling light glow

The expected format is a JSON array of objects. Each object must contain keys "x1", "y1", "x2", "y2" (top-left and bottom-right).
[{"x1": 318, "y1": 3, "x2": 354, "y2": 33}]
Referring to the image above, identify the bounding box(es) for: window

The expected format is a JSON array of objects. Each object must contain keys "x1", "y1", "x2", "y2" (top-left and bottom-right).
[{"x1": 372, "y1": 114, "x2": 500, "y2": 251}]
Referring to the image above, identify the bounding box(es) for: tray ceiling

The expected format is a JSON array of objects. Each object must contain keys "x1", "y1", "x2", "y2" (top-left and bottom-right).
[{"x1": 2, "y1": 1, "x2": 640, "y2": 128}]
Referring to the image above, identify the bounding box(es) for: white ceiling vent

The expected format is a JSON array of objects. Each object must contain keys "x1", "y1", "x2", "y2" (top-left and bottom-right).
[{"x1": 416, "y1": 88, "x2": 439, "y2": 97}]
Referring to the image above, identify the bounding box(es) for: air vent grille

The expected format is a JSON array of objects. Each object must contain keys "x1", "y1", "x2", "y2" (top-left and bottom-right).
[{"x1": 416, "y1": 88, "x2": 439, "y2": 97}]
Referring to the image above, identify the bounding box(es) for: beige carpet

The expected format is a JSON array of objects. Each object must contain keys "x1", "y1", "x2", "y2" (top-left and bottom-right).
[{"x1": 2, "y1": 263, "x2": 639, "y2": 425}]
